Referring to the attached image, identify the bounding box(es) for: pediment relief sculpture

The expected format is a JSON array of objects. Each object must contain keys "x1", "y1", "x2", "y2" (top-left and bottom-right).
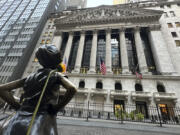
[{"x1": 54, "y1": 6, "x2": 162, "y2": 27}]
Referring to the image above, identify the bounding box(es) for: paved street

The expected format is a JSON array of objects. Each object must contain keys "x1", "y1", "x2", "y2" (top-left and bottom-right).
[
  {"x1": 0, "y1": 114, "x2": 180, "y2": 135},
  {"x1": 57, "y1": 117, "x2": 180, "y2": 135}
]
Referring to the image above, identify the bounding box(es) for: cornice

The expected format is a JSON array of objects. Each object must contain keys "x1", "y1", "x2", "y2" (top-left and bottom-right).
[
  {"x1": 66, "y1": 73, "x2": 180, "y2": 81},
  {"x1": 55, "y1": 15, "x2": 160, "y2": 29},
  {"x1": 149, "y1": 24, "x2": 161, "y2": 31},
  {"x1": 54, "y1": 30, "x2": 62, "y2": 36},
  {"x1": 53, "y1": 23, "x2": 160, "y2": 33}
]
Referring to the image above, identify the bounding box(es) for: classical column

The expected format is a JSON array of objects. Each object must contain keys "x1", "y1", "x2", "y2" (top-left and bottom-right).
[
  {"x1": 106, "y1": 29, "x2": 112, "y2": 73},
  {"x1": 148, "y1": 25, "x2": 175, "y2": 75},
  {"x1": 119, "y1": 28, "x2": 130, "y2": 74},
  {"x1": 63, "y1": 31, "x2": 73, "y2": 66},
  {"x1": 134, "y1": 27, "x2": 149, "y2": 74},
  {"x1": 88, "y1": 30, "x2": 97, "y2": 74},
  {"x1": 73, "y1": 31, "x2": 85, "y2": 73},
  {"x1": 52, "y1": 31, "x2": 62, "y2": 50}
]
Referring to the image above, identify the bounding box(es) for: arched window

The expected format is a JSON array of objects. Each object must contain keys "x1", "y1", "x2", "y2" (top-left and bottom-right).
[
  {"x1": 79, "y1": 81, "x2": 85, "y2": 88},
  {"x1": 115, "y1": 82, "x2": 122, "y2": 90},
  {"x1": 135, "y1": 83, "x2": 143, "y2": 91},
  {"x1": 157, "y1": 84, "x2": 165, "y2": 92},
  {"x1": 96, "y1": 82, "x2": 103, "y2": 89}
]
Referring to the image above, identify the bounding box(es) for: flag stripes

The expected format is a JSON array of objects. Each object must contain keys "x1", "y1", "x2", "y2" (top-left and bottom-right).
[
  {"x1": 100, "y1": 58, "x2": 106, "y2": 75},
  {"x1": 135, "y1": 71, "x2": 142, "y2": 79}
]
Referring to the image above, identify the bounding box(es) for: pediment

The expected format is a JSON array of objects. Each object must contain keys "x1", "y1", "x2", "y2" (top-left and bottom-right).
[{"x1": 54, "y1": 5, "x2": 163, "y2": 28}]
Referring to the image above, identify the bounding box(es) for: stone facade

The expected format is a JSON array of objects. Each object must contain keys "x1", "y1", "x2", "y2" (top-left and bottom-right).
[{"x1": 20, "y1": 0, "x2": 180, "y2": 117}]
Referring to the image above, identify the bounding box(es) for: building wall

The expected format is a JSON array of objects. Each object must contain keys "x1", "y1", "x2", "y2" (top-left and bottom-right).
[
  {"x1": 144, "y1": 1, "x2": 180, "y2": 74},
  {"x1": 20, "y1": 0, "x2": 180, "y2": 112}
]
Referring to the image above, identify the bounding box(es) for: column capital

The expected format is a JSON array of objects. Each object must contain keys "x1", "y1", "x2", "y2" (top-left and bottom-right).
[
  {"x1": 93, "y1": 29, "x2": 98, "y2": 34},
  {"x1": 134, "y1": 26, "x2": 141, "y2": 32},
  {"x1": 106, "y1": 28, "x2": 111, "y2": 33},
  {"x1": 54, "y1": 30, "x2": 62, "y2": 36},
  {"x1": 80, "y1": 30, "x2": 85, "y2": 35},
  {"x1": 119, "y1": 27, "x2": 126, "y2": 32},
  {"x1": 149, "y1": 24, "x2": 161, "y2": 31},
  {"x1": 68, "y1": 31, "x2": 74, "y2": 35}
]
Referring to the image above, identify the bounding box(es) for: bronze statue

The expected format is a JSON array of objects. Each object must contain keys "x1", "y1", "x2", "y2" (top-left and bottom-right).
[{"x1": 0, "y1": 44, "x2": 77, "y2": 135}]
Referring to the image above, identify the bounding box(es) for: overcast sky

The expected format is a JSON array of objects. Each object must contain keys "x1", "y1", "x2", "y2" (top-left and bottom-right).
[{"x1": 87, "y1": 0, "x2": 113, "y2": 7}]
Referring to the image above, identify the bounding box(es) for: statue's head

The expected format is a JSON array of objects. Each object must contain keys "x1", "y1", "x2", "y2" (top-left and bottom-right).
[{"x1": 35, "y1": 44, "x2": 62, "y2": 69}]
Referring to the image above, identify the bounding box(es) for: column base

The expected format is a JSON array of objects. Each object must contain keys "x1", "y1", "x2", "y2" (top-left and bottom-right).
[
  {"x1": 160, "y1": 72, "x2": 174, "y2": 75},
  {"x1": 87, "y1": 69, "x2": 96, "y2": 74},
  {"x1": 72, "y1": 68, "x2": 80, "y2": 74},
  {"x1": 141, "y1": 72, "x2": 152, "y2": 75},
  {"x1": 122, "y1": 69, "x2": 131, "y2": 75},
  {"x1": 106, "y1": 66, "x2": 113, "y2": 74},
  {"x1": 140, "y1": 66, "x2": 149, "y2": 75},
  {"x1": 106, "y1": 70, "x2": 113, "y2": 75}
]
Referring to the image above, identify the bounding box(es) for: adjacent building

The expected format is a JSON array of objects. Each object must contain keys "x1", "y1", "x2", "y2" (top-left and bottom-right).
[
  {"x1": 113, "y1": 0, "x2": 130, "y2": 4},
  {"x1": 0, "y1": 0, "x2": 64, "y2": 84},
  {"x1": 19, "y1": 0, "x2": 180, "y2": 120},
  {"x1": 65, "y1": 0, "x2": 87, "y2": 10}
]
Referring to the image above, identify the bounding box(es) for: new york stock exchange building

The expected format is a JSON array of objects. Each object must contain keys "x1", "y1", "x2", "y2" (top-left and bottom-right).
[{"x1": 21, "y1": 1, "x2": 180, "y2": 120}]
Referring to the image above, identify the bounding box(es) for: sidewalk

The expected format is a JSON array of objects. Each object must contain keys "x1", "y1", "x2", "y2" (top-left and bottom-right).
[{"x1": 57, "y1": 116, "x2": 180, "y2": 135}]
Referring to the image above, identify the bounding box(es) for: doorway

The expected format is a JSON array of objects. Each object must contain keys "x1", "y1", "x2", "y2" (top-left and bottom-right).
[
  {"x1": 114, "y1": 100, "x2": 125, "y2": 113},
  {"x1": 136, "y1": 101, "x2": 149, "y2": 118},
  {"x1": 158, "y1": 104, "x2": 172, "y2": 121}
]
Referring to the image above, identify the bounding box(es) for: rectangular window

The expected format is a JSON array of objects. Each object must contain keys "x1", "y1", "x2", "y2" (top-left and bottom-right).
[
  {"x1": 49, "y1": 32, "x2": 53, "y2": 36},
  {"x1": 160, "y1": 5, "x2": 164, "y2": 8},
  {"x1": 46, "y1": 39, "x2": 50, "y2": 44},
  {"x1": 170, "y1": 11, "x2": 176, "y2": 17},
  {"x1": 47, "y1": 25, "x2": 51, "y2": 29},
  {"x1": 43, "y1": 32, "x2": 48, "y2": 37},
  {"x1": 167, "y1": 5, "x2": 171, "y2": 8},
  {"x1": 171, "y1": 32, "x2": 178, "y2": 37},
  {"x1": 41, "y1": 39, "x2": 45, "y2": 44},
  {"x1": 175, "y1": 40, "x2": 180, "y2": 46},
  {"x1": 175, "y1": 22, "x2": 180, "y2": 27},
  {"x1": 164, "y1": 12, "x2": 168, "y2": 18},
  {"x1": 167, "y1": 23, "x2": 173, "y2": 28}
]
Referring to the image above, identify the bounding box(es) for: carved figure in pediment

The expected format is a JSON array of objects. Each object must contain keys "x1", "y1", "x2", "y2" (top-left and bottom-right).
[
  {"x1": 55, "y1": 5, "x2": 162, "y2": 26},
  {"x1": 116, "y1": 10, "x2": 120, "y2": 16},
  {"x1": 101, "y1": 9, "x2": 105, "y2": 17}
]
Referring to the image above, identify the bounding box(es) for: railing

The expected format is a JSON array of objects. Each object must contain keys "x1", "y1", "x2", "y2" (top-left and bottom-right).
[
  {"x1": 112, "y1": 68, "x2": 122, "y2": 75},
  {"x1": 110, "y1": 90, "x2": 128, "y2": 98},
  {"x1": 131, "y1": 91, "x2": 151, "y2": 98},
  {"x1": 153, "y1": 92, "x2": 177, "y2": 102},
  {"x1": 91, "y1": 88, "x2": 108, "y2": 96},
  {"x1": 77, "y1": 88, "x2": 88, "y2": 95},
  {"x1": 153, "y1": 92, "x2": 176, "y2": 97},
  {"x1": 80, "y1": 67, "x2": 89, "y2": 74},
  {"x1": 57, "y1": 102, "x2": 180, "y2": 125},
  {"x1": 96, "y1": 67, "x2": 101, "y2": 74}
]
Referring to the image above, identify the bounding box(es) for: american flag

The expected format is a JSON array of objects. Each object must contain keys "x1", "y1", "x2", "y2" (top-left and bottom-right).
[
  {"x1": 100, "y1": 58, "x2": 106, "y2": 75},
  {"x1": 62, "y1": 57, "x2": 67, "y2": 73},
  {"x1": 134, "y1": 63, "x2": 142, "y2": 79},
  {"x1": 135, "y1": 71, "x2": 142, "y2": 79}
]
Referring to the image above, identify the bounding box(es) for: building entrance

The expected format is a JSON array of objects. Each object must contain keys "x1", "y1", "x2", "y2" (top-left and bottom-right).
[
  {"x1": 158, "y1": 104, "x2": 174, "y2": 121},
  {"x1": 136, "y1": 101, "x2": 149, "y2": 118},
  {"x1": 114, "y1": 100, "x2": 125, "y2": 113}
]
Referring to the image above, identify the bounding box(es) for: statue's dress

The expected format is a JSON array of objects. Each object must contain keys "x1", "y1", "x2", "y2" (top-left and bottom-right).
[{"x1": 1, "y1": 68, "x2": 61, "y2": 135}]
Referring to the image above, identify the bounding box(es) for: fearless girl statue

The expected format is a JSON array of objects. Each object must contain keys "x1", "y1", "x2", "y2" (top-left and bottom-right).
[{"x1": 0, "y1": 44, "x2": 77, "y2": 135}]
